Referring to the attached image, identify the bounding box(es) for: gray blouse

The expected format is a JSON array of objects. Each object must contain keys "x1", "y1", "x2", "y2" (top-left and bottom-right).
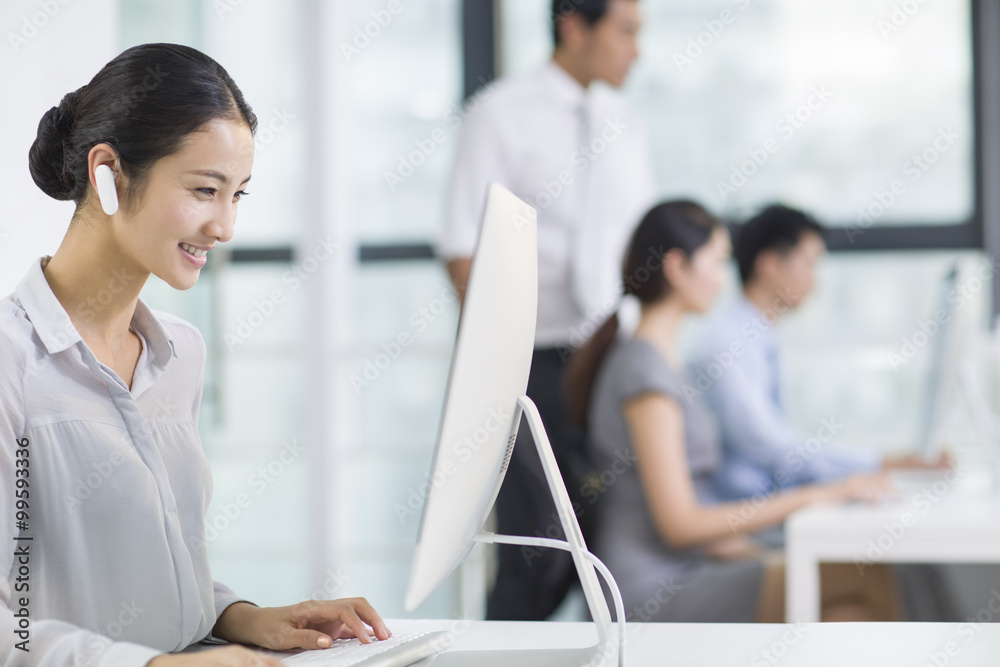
[{"x1": 587, "y1": 337, "x2": 724, "y2": 589}]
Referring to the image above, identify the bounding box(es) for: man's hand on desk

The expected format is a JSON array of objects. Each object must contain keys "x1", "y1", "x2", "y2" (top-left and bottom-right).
[{"x1": 882, "y1": 451, "x2": 953, "y2": 471}]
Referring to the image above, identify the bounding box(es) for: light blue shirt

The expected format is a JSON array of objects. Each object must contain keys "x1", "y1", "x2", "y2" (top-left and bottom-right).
[
  {"x1": 1, "y1": 257, "x2": 251, "y2": 666},
  {"x1": 688, "y1": 296, "x2": 881, "y2": 500}
]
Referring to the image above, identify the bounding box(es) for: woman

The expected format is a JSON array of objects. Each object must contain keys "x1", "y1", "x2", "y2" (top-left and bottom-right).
[
  {"x1": 2, "y1": 44, "x2": 388, "y2": 666},
  {"x1": 566, "y1": 200, "x2": 900, "y2": 622}
]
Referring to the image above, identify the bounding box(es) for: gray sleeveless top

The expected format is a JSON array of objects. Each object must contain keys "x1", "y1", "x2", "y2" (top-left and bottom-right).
[{"x1": 586, "y1": 337, "x2": 723, "y2": 587}]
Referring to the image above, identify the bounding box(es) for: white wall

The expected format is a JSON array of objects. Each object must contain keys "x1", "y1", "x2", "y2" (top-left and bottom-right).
[{"x1": 0, "y1": 0, "x2": 119, "y2": 294}]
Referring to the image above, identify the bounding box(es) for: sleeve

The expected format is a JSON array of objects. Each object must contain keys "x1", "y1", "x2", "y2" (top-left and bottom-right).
[
  {"x1": 204, "y1": 582, "x2": 259, "y2": 644},
  {"x1": 0, "y1": 330, "x2": 163, "y2": 667},
  {"x1": 615, "y1": 343, "x2": 686, "y2": 407},
  {"x1": 700, "y1": 350, "x2": 880, "y2": 486},
  {"x1": 436, "y1": 98, "x2": 513, "y2": 261}
]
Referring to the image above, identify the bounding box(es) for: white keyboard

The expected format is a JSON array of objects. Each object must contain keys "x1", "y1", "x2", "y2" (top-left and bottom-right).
[{"x1": 279, "y1": 631, "x2": 453, "y2": 667}]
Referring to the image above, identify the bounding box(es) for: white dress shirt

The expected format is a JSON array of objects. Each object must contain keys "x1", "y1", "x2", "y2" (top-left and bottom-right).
[
  {"x1": 439, "y1": 61, "x2": 656, "y2": 347},
  {"x1": 1, "y1": 257, "x2": 251, "y2": 667}
]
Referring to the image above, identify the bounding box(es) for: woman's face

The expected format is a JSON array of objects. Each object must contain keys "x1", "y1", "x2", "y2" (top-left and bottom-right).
[
  {"x1": 671, "y1": 226, "x2": 732, "y2": 314},
  {"x1": 112, "y1": 118, "x2": 254, "y2": 290}
]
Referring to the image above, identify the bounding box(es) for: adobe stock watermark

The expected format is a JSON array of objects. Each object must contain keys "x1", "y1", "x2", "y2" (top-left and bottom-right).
[
  {"x1": 673, "y1": 0, "x2": 752, "y2": 72},
  {"x1": 340, "y1": 0, "x2": 405, "y2": 63},
  {"x1": 213, "y1": 0, "x2": 251, "y2": 19},
  {"x1": 682, "y1": 288, "x2": 798, "y2": 402},
  {"x1": 384, "y1": 75, "x2": 499, "y2": 192},
  {"x1": 520, "y1": 447, "x2": 641, "y2": 568},
  {"x1": 716, "y1": 85, "x2": 833, "y2": 203},
  {"x1": 726, "y1": 417, "x2": 845, "y2": 532},
  {"x1": 193, "y1": 438, "x2": 306, "y2": 547},
  {"x1": 225, "y1": 234, "x2": 340, "y2": 351},
  {"x1": 853, "y1": 462, "x2": 970, "y2": 574},
  {"x1": 523, "y1": 116, "x2": 630, "y2": 213},
  {"x1": 61, "y1": 449, "x2": 125, "y2": 510},
  {"x1": 885, "y1": 255, "x2": 999, "y2": 371},
  {"x1": 556, "y1": 244, "x2": 667, "y2": 363},
  {"x1": 8, "y1": 0, "x2": 73, "y2": 54},
  {"x1": 844, "y1": 126, "x2": 958, "y2": 244},
  {"x1": 877, "y1": 0, "x2": 930, "y2": 40},
  {"x1": 350, "y1": 284, "x2": 457, "y2": 394},
  {"x1": 625, "y1": 576, "x2": 683, "y2": 622},
  {"x1": 393, "y1": 407, "x2": 511, "y2": 523},
  {"x1": 954, "y1": 587, "x2": 1000, "y2": 660},
  {"x1": 69, "y1": 600, "x2": 147, "y2": 667},
  {"x1": 750, "y1": 624, "x2": 810, "y2": 667},
  {"x1": 79, "y1": 268, "x2": 137, "y2": 324},
  {"x1": 309, "y1": 568, "x2": 350, "y2": 600},
  {"x1": 254, "y1": 108, "x2": 296, "y2": 154}
]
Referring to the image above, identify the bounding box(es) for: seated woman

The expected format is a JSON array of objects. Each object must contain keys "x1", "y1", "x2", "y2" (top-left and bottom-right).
[
  {"x1": 2, "y1": 44, "x2": 388, "y2": 666},
  {"x1": 566, "y1": 200, "x2": 899, "y2": 622}
]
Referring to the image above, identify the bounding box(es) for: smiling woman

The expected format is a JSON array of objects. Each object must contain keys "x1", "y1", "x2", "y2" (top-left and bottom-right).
[{"x1": 1, "y1": 43, "x2": 390, "y2": 667}]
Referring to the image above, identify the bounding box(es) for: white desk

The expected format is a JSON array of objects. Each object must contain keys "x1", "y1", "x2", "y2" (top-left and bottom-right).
[
  {"x1": 786, "y1": 495, "x2": 1000, "y2": 622},
  {"x1": 265, "y1": 619, "x2": 1000, "y2": 666}
]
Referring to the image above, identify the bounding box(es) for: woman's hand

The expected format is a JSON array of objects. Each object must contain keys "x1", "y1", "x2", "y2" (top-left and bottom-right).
[
  {"x1": 212, "y1": 599, "x2": 391, "y2": 652},
  {"x1": 702, "y1": 534, "x2": 761, "y2": 560},
  {"x1": 810, "y1": 472, "x2": 895, "y2": 506},
  {"x1": 146, "y1": 645, "x2": 285, "y2": 667}
]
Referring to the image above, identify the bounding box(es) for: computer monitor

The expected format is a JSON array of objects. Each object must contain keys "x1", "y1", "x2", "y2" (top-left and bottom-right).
[
  {"x1": 404, "y1": 183, "x2": 625, "y2": 667},
  {"x1": 918, "y1": 260, "x2": 1000, "y2": 461},
  {"x1": 918, "y1": 262, "x2": 967, "y2": 460}
]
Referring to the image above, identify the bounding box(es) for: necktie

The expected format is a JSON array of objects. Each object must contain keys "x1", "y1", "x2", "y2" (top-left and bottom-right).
[
  {"x1": 763, "y1": 336, "x2": 783, "y2": 411},
  {"x1": 571, "y1": 96, "x2": 619, "y2": 318}
]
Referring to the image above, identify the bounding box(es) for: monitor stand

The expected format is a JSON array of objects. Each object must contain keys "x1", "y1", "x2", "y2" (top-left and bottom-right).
[{"x1": 429, "y1": 395, "x2": 627, "y2": 667}]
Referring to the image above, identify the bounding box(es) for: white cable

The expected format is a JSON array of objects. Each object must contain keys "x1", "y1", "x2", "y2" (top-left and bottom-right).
[{"x1": 474, "y1": 532, "x2": 626, "y2": 667}]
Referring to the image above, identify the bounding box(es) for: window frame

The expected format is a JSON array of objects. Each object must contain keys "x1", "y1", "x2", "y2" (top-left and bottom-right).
[{"x1": 224, "y1": 0, "x2": 1000, "y2": 320}]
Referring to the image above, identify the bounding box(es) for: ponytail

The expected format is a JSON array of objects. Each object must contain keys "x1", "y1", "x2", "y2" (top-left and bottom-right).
[
  {"x1": 564, "y1": 199, "x2": 721, "y2": 427},
  {"x1": 565, "y1": 312, "x2": 620, "y2": 426}
]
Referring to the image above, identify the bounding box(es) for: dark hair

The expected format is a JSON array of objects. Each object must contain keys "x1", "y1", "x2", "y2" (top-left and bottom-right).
[
  {"x1": 29, "y1": 43, "x2": 257, "y2": 213},
  {"x1": 551, "y1": 0, "x2": 634, "y2": 46},
  {"x1": 735, "y1": 204, "x2": 824, "y2": 285},
  {"x1": 565, "y1": 200, "x2": 722, "y2": 425}
]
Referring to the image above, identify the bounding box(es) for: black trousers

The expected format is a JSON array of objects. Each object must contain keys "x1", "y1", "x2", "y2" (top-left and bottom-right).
[{"x1": 485, "y1": 347, "x2": 598, "y2": 620}]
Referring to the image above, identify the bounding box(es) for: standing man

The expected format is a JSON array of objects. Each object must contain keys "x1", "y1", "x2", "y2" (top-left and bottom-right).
[{"x1": 437, "y1": 0, "x2": 655, "y2": 620}]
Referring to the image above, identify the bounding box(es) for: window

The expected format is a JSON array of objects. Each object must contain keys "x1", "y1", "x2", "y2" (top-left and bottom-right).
[{"x1": 500, "y1": 0, "x2": 976, "y2": 241}]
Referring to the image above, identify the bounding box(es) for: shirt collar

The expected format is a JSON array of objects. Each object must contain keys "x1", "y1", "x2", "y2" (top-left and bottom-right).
[
  {"x1": 15, "y1": 256, "x2": 178, "y2": 367},
  {"x1": 540, "y1": 59, "x2": 590, "y2": 109},
  {"x1": 735, "y1": 294, "x2": 778, "y2": 338}
]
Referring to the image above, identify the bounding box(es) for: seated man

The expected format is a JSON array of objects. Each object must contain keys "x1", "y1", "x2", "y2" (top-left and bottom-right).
[{"x1": 689, "y1": 205, "x2": 937, "y2": 502}]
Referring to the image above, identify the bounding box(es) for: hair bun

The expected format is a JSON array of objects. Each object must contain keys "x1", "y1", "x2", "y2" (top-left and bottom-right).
[{"x1": 28, "y1": 89, "x2": 81, "y2": 201}]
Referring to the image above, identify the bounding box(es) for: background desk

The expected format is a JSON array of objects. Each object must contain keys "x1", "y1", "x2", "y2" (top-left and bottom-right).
[
  {"x1": 786, "y1": 495, "x2": 1000, "y2": 622},
  {"x1": 291, "y1": 619, "x2": 1000, "y2": 666}
]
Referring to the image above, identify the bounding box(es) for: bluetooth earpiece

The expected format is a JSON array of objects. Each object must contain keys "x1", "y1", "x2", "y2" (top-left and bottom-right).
[{"x1": 94, "y1": 164, "x2": 119, "y2": 216}]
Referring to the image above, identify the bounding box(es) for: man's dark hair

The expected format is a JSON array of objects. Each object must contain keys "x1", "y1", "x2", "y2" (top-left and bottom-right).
[
  {"x1": 735, "y1": 205, "x2": 825, "y2": 285},
  {"x1": 551, "y1": 0, "x2": 625, "y2": 46}
]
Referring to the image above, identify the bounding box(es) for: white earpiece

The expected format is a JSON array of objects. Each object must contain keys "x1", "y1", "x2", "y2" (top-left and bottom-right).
[{"x1": 94, "y1": 164, "x2": 119, "y2": 216}]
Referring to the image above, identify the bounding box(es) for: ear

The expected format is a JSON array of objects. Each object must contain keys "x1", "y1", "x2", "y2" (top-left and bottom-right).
[
  {"x1": 555, "y1": 11, "x2": 590, "y2": 50},
  {"x1": 661, "y1": 248, "x2": 689, "y2": 289},
  {"x1": 87, "y1": 143, "x2": 119, "y2": 181},
  {"x1": 752, "y1": 250, "x2": 782, "y2": 283}
]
